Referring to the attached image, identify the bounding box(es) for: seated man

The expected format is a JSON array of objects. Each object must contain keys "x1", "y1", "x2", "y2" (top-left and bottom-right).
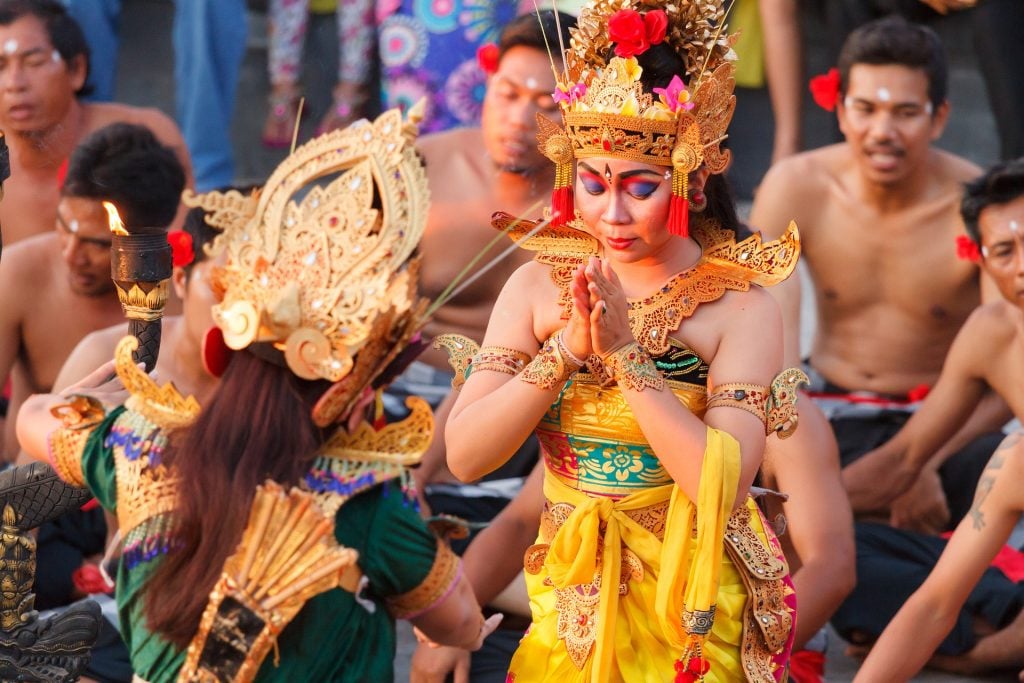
[
  {"x1": 852, "y1": 159, "x2": 1024, "y2": 680},
  {"x1": 0, "y1": 0, "x2": 191, "y2": 247}
]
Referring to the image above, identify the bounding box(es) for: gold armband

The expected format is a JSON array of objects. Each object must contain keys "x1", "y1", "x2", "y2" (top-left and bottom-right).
[
  {"x1": 470, "y1": 346, "x2": 532, "y2": 377},
  {"x1": 520, "y1": 331, "x2": 583, "y2": 390},
  {"x1": 46, "y1": 395, "x2": 107, "y2": 487},
  {"x1": 707, "y1": 383, "x2": 769, "y2": 430},
  {"x1": 708, "y1": 368, "x2": 809, "y2": 438},
  {"x1": 601, "y1": 342, "x2": 664, "y2": 392}
]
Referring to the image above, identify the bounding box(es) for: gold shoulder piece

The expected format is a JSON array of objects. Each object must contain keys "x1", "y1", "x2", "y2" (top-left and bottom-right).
[
  {"x1": 491, "y1": 211, "x2": 598, "y2": 258},
  {"x1": 180, "y1": 481, "x2": 359, "y2": 682},
  {"x1": 432, "y1": 334, "x2": 480, "y2": 391},
  {"x1": 696, "y1": 219, "x2": 801, "y2": 288},
  {"x1": 115, "y1": 336, "x2": 200, "y2": 430},
  {"x1": 319, "y1": 396, "x2": 433, "y2": 467},
  {"x1": 767, "y1": 368, "x2": 809, "y2": 439}
]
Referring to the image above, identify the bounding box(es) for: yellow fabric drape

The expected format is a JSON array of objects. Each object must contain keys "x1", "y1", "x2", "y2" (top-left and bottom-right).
[{"x1": 512, "y1": 427, "x2": 742, "y2": 682}]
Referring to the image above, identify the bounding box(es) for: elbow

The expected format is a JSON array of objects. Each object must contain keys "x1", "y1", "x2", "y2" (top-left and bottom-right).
[{"x1": 446, "y1": 450, "x2": 483, "y2": 483}]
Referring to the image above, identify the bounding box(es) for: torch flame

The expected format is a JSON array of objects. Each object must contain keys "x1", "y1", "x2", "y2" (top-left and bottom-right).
[{"x1": 103, "y1": 201, "x2": 129, "y2": 236}]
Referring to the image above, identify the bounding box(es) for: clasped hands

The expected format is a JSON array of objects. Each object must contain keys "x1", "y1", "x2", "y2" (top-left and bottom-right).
[{"x1": 563, "y1": 256, "x2": 634, "y2": 361}]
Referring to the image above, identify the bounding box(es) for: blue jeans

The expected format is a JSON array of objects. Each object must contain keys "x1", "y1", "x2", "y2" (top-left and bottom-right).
[{"x1": 66, "y1": 0, "x2": 248, "y2": 191}]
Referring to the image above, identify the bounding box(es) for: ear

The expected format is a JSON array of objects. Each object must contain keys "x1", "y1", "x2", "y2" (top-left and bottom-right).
[
  {"x1": 836, "y1": 97, "x2": 850, "y2": 139},
  {"x1": 67, "y1": 53, "x2": 87, "y2": 92},
  {"x1": 929, "y1": 100, "x2": 950, "y2": 142},
  {"x1": 689, "y1": 165, "x2": 712, "y2": 194},
  {"x1": 171, "y1": 266, "x2": 187, "y2": 300}
]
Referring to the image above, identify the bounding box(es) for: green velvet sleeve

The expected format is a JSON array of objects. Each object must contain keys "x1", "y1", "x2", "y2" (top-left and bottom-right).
[{"x1": 79, "y1": 405, "x2": 127, "y2": 512}]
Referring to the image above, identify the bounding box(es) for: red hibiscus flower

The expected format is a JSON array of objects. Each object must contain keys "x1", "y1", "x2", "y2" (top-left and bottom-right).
[
  {"x1": 476, "y1": 42, "x2": 499, "y2": 75},
  {"x1": 809, "y1": 67, "x2": 841, "y2": 112},
  {"x1": 608, "y1": 9, "x2": 666, "y2": 58},
  {"x1": 168, "y1": 230, "x2": 195, "y2": 268},
  {"x1": 955, "y1": 234, "x2": 981, "y2": 263}
]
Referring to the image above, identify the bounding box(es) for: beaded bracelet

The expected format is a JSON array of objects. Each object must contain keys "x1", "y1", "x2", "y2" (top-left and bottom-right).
[{"x1": 470, "y1": 346, "x2": 532, "y2": 377}]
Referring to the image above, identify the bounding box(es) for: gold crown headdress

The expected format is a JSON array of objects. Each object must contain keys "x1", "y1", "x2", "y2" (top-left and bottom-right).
[
  {"x1": 541, "y1": 0, "x2": 737, "y2": 238},
  {"x1": 183, "y1": 105, "x2": 430, "y2": 427}
]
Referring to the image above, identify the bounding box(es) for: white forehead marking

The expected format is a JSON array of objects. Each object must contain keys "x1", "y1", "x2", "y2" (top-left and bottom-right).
[
  {"x1": 525, "y1": 77, "x2": 538, "y2": 90},
  {"x1": 1010, "y1": 220, "x2": 1020, "y2": 235},
  {"x1": 69, "y1": 219, "x2": 79, "y2": 234},
  {"x1": 2, "y1": 39, "x2": 16, "y2": 55},
  {"x1": 51, "y1": 49, "x2": 60, "y2": 62},
  {"x1": 876, "y1": 87, "x2": 891, "y2": 102}
]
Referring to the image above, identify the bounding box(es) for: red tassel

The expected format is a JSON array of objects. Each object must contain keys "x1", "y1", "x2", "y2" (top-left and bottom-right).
[
  {"x1": 551, "y1": 186, "x2": 573, "y2": 226},
  {"x1": 667, "y1": 194, "x2": 689, "y2": 237}
]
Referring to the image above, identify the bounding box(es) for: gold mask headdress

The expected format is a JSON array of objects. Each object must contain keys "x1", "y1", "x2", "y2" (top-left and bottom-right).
[
  {"x1": 541, "y1": 0, "x2": 736, "y2": 238},
  {"x1": 184, "y1": 105, "x2": 430, "y2": 427}
]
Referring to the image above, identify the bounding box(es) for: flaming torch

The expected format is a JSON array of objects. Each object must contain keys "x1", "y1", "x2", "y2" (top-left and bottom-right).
[{"x1": 103, "y1": 202, "x2": 172, "y2": 372}]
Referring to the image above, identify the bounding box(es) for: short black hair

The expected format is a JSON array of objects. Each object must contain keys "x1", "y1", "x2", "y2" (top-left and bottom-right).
[
  {"x1": 498, "y1": 10, "x2": 575, "y2": 63},
  {"x1": 63, "y1": 122, "x2": 185, "y2": 229},
  {"x1": 838, "y1": 15, "x2": 947, "y2": 111},
  {"x1": 0, "y1": 0, "x2": 92, "y2": 97},
  {"x1": 961, "y1": 159, "x2": 1024, "y2": 244}
]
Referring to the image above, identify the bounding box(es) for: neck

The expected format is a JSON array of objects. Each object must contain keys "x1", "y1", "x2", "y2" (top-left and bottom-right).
[
  {"x1": 606, "y1": 235, "x2": 702, "y2": 295},
  {"x1": 493, "y1": 163, "x2": 555, "y2": 207},
  {"x1": 166, "y1": 317, "x2": 216, "y2": 400},
  {"x1": 855, "y1": 156, "x2": 933, "y2": 212},
  {"x1": 12, "y1": 100, "x2": 84, "y2": 168}
]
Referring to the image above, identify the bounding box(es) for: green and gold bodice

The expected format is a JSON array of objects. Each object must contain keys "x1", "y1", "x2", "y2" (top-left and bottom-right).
[{"x1": 537, "y1": 340, "x2": 710, "y2": 498}]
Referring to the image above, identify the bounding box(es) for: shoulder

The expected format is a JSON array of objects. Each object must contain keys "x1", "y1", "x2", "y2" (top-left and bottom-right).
[
  {"x1": 758, "y1": 145, "x2": 840, "y2": 193},
  {"x1": 717, "y1": 284, "x2": 781, "y2": 321},
  {"x1": 417, "y1": 128, "x2": 480, "y2": 165},
  {"x1": 751, "y1": 146, "x2": 842, "y2": 236},
  {"x1": 932, "y1": 149, "x2": 983, "y2": 186},
  {"x1": 0, "y1": 233, "x2": 57, "y2": 283},
  {"x1": 958, "y1": 301, "x2": 1018, "y2": 347},
  {"x1": 85, "y1": 102, "x2": 185, "y2": 147}
]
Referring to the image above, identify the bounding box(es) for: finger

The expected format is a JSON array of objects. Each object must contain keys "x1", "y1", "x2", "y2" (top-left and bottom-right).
[
  {"x1": 480, "y1": 613, "x2": 504, "y2": 640},
  {"x1": 454, "y1": 653, "x2": 470, "y2": 683},
  {"x1": 590, "y1": 299, "x2": 605, "y2": 328},
  {"x1": 63, "y1": 360, "x2": 118, "y2": 393}
]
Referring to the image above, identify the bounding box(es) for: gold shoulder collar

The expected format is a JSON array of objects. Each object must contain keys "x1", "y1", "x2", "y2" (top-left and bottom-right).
[
  {"x1": 115, "y1": 336, "x2": 201, "y2": 430},
  {"x1": 693, "y1": 218, "x2": 800, "y2": 287}
]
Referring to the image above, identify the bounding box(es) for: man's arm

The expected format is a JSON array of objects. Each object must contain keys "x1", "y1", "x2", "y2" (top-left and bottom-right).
[
  {"x1": 749, "y1": 159, "x2": 809, "y2": 367},
  {"x1": 854, "y1": 433, "x2": 1023, "y2": 682},
  {"x1": 767, "y1": 401, "x2": 855, "y2": 650}
]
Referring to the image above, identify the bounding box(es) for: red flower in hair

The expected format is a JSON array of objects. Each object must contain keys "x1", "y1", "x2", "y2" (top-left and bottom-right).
[
  {"x1": 809, "y1": 67, "x2": 841, "y2": 112},
  {"x1": 168, "y1": 230, "x2": 195, "y2": 268},
  {"x1": 476, "y1": 42, "x2": 499, "y2": 75},
  {"x1": 608, "y1": 9, "x2": 666, "y2": 58},
  {"x1": 955, "y1": 234, "x2": 981, "y2": 263}
]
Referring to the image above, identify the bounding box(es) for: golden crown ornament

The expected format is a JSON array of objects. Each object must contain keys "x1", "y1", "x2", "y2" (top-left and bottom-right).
[
  {"x1": 541, "y1": 0, "x2": 737, "y2": 238},
  {"x1": 184, "y1": 104, "x2": 431, "y2": 427}
]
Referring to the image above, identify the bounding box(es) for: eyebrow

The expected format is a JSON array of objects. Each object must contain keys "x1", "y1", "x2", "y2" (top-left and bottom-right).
[
  {"x1": 578, "y1": 162, "x2": 661, "y2": 180},
  {"x1": 493, "y1": 73, "x2": 552, "y2": 96},
  {"x1": 847, "y1": 96, "x2": 926, "y2": 108},
  {"x1": 57, "y1": 212, "x2": 112, "y2": 245}
]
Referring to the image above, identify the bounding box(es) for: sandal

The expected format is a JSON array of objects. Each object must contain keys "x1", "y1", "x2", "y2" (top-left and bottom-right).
[
  {"x1": 261, "y1": 90, "x2": 302, "y2": 149},
  {"x1": 315, "y1": 84, "x2": 369, "y2": 136}
]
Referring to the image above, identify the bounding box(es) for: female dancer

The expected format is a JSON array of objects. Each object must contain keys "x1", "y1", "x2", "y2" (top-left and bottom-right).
[
  {"x1": 16, "y1": 107, "x2": 497, "y2": 682},
  {"x1": 441, "y1": 1, "x2": 803, "y2": 680}
]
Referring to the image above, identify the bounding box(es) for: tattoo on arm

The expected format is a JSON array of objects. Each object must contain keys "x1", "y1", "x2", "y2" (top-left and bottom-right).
[{"x1": 968, "y1": 443, "x2": 1011, "y2": 530}]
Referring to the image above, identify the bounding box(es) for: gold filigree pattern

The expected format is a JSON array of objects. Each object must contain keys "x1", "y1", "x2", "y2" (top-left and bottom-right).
[
  {"x1": 699, "y1": 219, "x2": 801, "y2": 287},
  {"x1": 115, "y1": 336, "x2": 200, "y2": 431},
  {"x1": 319, "y1": 396, "x2": 432, "y2": 466},
  {"x1": 601, "y1": 342, "x2": 664, "y2": 392},
  {"x1": 432, "y1": 334, "x2": 480, "y2": 391},
  {"x1": 184, "y1": 105, "x2": 432, "y2": 425},
  {"x1": 472, "y1": 346, "x2": 533, "y2": 378},
  {"x1": 767, "y1": 368, "x2": 809, "y2": 439},
  {"x1": 385, "y1": 539, "x2": 461, "y2": 619},
  {"x1": 521, "y1": 332, "x2": 581, "y2": 390},
  {"x1": 112, "y1": 410, "x2": 180, "y2": 536},
  {"x1": 46, "y1": 428, "x2": 90, "y2": 488},
  {"x1": 707, "y1": 383, "x2": 769, "y2": 429}
]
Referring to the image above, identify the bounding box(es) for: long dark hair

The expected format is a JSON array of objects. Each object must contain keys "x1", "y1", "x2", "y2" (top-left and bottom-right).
[{"x1": 143, "y1": 350, "x2": 331, "y2": 648}]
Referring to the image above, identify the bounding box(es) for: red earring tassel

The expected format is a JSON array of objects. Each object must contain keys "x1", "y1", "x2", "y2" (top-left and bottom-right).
[
  {"x1": 667, "y1": 194, "x2": 689, "y2": 237},
  {"x1": 551, "y1": 186, "x2": 574, "y2": 226}
]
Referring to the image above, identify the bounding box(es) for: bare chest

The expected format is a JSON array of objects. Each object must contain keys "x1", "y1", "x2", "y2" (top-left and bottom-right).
[{"x1": 0, "y1": 176, "x2": 59, "y2": 246}]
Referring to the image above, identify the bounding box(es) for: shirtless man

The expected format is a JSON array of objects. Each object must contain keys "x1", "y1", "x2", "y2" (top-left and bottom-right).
[
  {"x1": 0, "y1": 122, "x2": 185, "y2": 465},
  {"x1": 751, "y1": 16, "x2": 1004, "y2": 528},
  {"x1": 0, "y1": 0, "x2": 191, "y2": 247},
  {"x1": 387, "y1": 11, "x2": 572, "y2": 486},
  {"x1": 852, "y1": 159, "x2": 1024, "y2": 680},
  {"x1": 52, "y1": 203, "x2": 220, "y2": 401}
]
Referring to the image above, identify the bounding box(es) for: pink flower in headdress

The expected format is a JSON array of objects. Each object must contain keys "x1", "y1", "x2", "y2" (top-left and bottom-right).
[
  {"x1": 553, "y1": 81, "x2": 587, "y2": 104},
  {"x1": 653, "y1": 75, "x2": 694, "y2": 112},
  {"x1": 955, "y1": 234, "x2": 981, "y2": 263},
  {"x1": 809, "y1": 68, "x2": 841, "y2": 112},
  {"x1": 476, "y1": 43, "x2": 499, "y2": 75},
  {"x1": 168, "y1": 230, "x2": 194, "y2": 268}
]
